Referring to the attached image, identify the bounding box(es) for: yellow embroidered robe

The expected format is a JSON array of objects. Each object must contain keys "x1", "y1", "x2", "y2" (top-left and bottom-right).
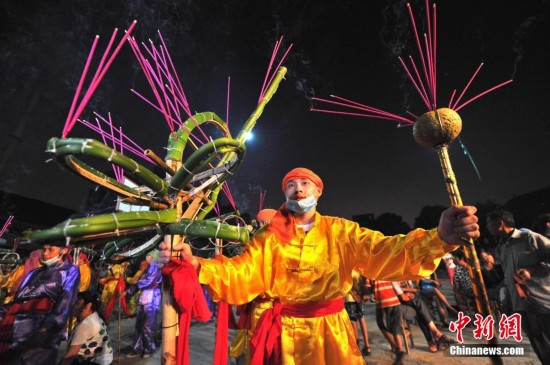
[{"x1": 198, "y1": 213, "x2": 455, "y2": 365}]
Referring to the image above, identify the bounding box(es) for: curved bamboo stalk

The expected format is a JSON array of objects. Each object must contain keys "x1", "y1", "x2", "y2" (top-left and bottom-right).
[
  {"x1": 27, "y1": 209, "x2": 177, "y2": 243},
  {"x1": 167, "y1": 138, "x2": 245, "y2": 195},
  {"x1": 166, "y1": 112, "x2": 230, "y2": 162},
  {"x1": 47, "y1": 137, "x2": 170, "y2": 197}
]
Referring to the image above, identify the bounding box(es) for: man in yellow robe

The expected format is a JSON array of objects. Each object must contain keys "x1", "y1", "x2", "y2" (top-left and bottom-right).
[{"x1": 159, "y1": 167, "x2": 480, "y2": 365}]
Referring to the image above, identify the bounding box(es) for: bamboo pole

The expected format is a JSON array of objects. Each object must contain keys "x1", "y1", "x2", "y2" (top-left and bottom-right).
[
  {"x1": 118, "y1": 290, "x2": 122, "y2": 363},
  {"x1": 161, "y1": 159, "x2": 182, "y2": 365},
  {"x1": 161, "y1": 158, "x2": 208, "y2": 364},
  {"x1": 436, "y1": 144, "x2": 502, "y2": 364},
  {"x1": 145, "y1": 149, "x2": 176, "y2": 176}
]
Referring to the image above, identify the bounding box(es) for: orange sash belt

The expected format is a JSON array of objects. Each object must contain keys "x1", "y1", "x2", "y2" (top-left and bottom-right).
[{"x1": 249, "y1": 298, "x2": 344, "y2": 365}]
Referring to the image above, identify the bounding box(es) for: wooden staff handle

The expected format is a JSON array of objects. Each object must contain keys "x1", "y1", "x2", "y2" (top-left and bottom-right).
[{"x1": 436, "y1": 145, "x2": 502, "y2": 364}]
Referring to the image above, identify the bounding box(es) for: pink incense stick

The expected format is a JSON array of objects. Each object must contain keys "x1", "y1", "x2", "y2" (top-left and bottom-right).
[
  {"x1": 64, "y1": 21, "x2": 137, "y2": 137},
  {"x1": 0, "y1": 216, "x2": 14, "y2": 237},
  {"x1": 406, "y1": 3, "x2": 432, "y2": 107},
  {"x1": 130, "y1": 86, "x2": 208, "y2": 147},
  {"x1": 155, "y1": 45, "x2": 184, "y2": 123},
  {"x1": 151, "y1": 35, "x2": 194, "y2": 119},
  {"x1": 129, "y1": 89, "x2": 182, "y2": 129},
  {"x1": 451, "y1": 63, "x2": 484, "y2": 110},
  {"x1": 425, "y1": 0, "x2": 434, "y2": 99},
  {"x1": 314, "y1": 96, "x2": 414, "y2": 124},
  {"x1": 401, "y1": 56, "x2": 432, "y2": 109},
  {"x1": 130, "y1": 37, "x2": 200, "y2": 135},
  {"x1": 63, "y1": 36, "x2": 99, "y2": 137},
  {"x1": 258, "y1": 37, "x2": 283, "y2": 104},
  {"x1": 312, "y1": 1, "x2": 511, "y2": 131},
  {"x1": 157, "y1": 32, "x2": 194, "y2": 118},
  {"x1": 406, "y1": 110, "x2": 420, "y2": 120},
  {"x1": 107, "y1": 113, "x2": 123, "y2": 182},
  {"x1": 81, "y1": 115, "x2": 153, "y2": 163},
  {"x1": 423, "y1": 34, "x2": 436, "y2": 108},
  {"x1": 118, "y1": 126, "x2": 125, "y2": 182},
  {"x1": 260, "y1": 44, "x2": 293, "y2": 103},
  {"x1": 329, "y1": 95, "x2": 406, "y2": 117},
  {"x1": 91, "y1": 113, "x2": 148, "y2": 158},
  {"x1": 145, "y1": 42, "x2": 175, "y2": 131},
  {"x1": 226, "y1": 77, "x2": 231, "y2": 134},
  {"x1": 311, "y1": 108, "x2": 413, "y2": 124},
  {"x1": 448, "y1": 89, "x2": 457, "y2": 108},
  {"x1": 221, "y1": 182, "x2": 237, "y2": 211},
  {"x1": 432, "y1": 3, "x2": 437, "y2": 105},
  {"x1": 424, "y1": 0, "x2": 437, "y2": 105},
  {"x1": 454, "y1": 79, "x2": 513, "y2": 112},
  {"x1": 213, "y1": 203, "x2": 221, "y2": 217},
  {"x1": 259, "y1": 190, "x2": 266, "y2": 212},
  {"x1": 163, "y1": 82, "x2": 183, "y2": 123},
  {"x1": 89, "y1": 28, "x2": 119, "y2": 92},
  {"x1": 94, "y1": 118, "x2": 121, "y2": 182},
  {"x1": 81, "y1": 120, "x2": 152, "y2": 163},
  {"x1": 69, "y1": 22, "x2": 137, "y2": 132},
  {"x1": 141, "y1": 57, "x2": 175, "y2": 130}
]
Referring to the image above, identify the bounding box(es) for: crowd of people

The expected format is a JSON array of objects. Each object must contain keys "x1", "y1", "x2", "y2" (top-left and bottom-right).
[
  {"x1": 0, "y1": 245, "x2": 162, "y2": 365},
  {"x1": 0, "y1": 167, "x2": 548, "y2": 365}
]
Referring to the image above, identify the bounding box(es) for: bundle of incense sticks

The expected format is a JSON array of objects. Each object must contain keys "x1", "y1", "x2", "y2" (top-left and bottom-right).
[
  {"x1": 259, "y1": 189, "x2": 267, "y2": 213},
  {"x1": 312, "y1": 0, "x2": 512, "y2": 124},
  {"x1": 62, "y1": 21, "x2": 137, "y2": 138}
]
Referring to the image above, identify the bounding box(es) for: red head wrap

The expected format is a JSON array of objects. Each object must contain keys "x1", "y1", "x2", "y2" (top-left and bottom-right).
[
  {"x1": 267, "y1": 168, "x2": 323, "y2": 243},
  {"x1": 281, "y1": 167, "x2": 323, "y2": 192}
]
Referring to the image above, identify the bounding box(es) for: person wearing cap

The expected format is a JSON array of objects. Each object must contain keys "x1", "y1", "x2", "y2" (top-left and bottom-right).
[
  {"x1": 125, "y1": 250, "x2": 162, "y2": 359},
  {"x1": 59, "y1": 291, "x2": 113, "y2": 365},
  {"x1": 159, "y1": 167, "x2": 480, "y2": 365},
  {"x1": 0, "y1": 243, "x2": 80, "y2": 365}
]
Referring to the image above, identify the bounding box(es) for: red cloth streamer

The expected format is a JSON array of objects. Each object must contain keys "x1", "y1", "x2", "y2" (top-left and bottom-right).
[
  {"x1": 213, "y1": 301, "x2": 229, "y2": 365},
  {"x1": 228, "y1": 305, "x2": 240, "y2": 330},
  {"x1": 162, "y1": 259, "x2": 212, "y2": 365},
  {"x1": 267, "y1": 204, "x2": 295, "y2": 244},
  {"x1": 213, "y1": 250, "x2": 229, "y2": 365},
  {"x1": 228, "y1": 303, "x2": 251, "y2": 331},
  {"x1": 249, "y1": 298, "x2": 344, "y2": 365},
  {"x1": 0, "y1": 297, "x2": 55, "y2": 353},
  {"x1": 103, "y1": 277, "x2": 130, "y2": 320}
]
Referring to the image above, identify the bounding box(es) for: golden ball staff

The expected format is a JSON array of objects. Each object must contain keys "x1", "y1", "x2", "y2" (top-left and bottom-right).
[
  {"x1": 310, "y1": 2, "x2": 513, "y2": 363},
  {"x1": 415, "y1": 108, "x2": 502, "y2": 364}
]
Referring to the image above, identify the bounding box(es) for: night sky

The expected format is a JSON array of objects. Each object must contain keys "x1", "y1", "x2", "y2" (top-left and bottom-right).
[{"x1": 1, "y1": 0, "x2": 549, "y2": 226}]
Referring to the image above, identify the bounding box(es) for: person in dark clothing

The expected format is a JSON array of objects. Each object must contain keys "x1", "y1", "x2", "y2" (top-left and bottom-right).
[
  {"x1": 125, "y1": 251, "x2": 162, "y2": 359},
  {"x1": 0, "y1": 243, "x2": 80, "y2": 365}
]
